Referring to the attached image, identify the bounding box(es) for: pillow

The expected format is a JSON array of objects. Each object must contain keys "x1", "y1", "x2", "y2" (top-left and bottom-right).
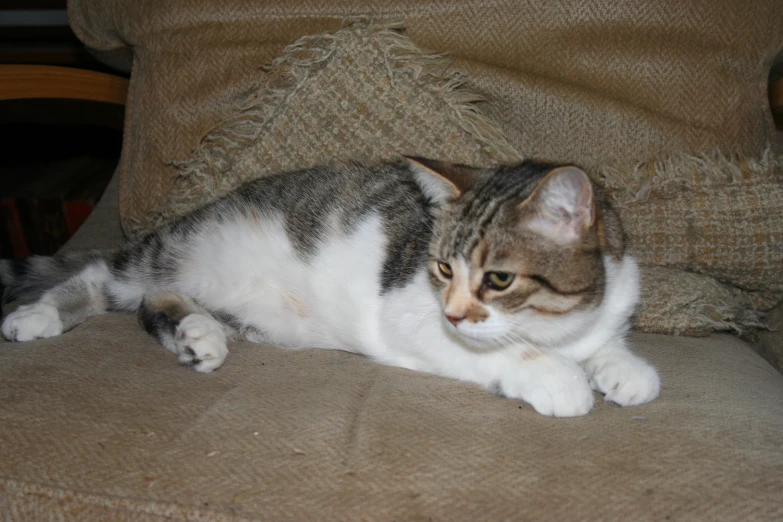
[
  {"x1": 595, "y1": 151, "x2": 783, "y2": 335},
  {"x1": 133, "y1": 20, "x2": 521, "y2": 233}
]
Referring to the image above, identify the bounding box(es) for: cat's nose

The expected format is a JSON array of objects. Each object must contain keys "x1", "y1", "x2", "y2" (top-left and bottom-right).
[{"x1": 446, "y1": 314, "x2": 464, "y2": 327}]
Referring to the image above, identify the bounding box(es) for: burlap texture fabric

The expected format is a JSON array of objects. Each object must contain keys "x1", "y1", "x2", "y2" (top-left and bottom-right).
[
  {"x1": 594, "y1": 151, "x2": 783, "y2": 335},
  {"x1": 67, "y1": 0, "x2": 783, "y2": 227},
  {"x1": 636, "y1": 267, "x2": 767, "y2": 336},
  {"x1": 66, "y1": 3, "x2": 783, "y2": 334},
  {"x1": 129, "y1": 20, "x2": 521, "y2": 235},
  {"x1": 596, "y1": 152, "x2": 783, "y2": 297},
  {"x1": 1, "y1": 311, "x2": 782, "y2": 521}
]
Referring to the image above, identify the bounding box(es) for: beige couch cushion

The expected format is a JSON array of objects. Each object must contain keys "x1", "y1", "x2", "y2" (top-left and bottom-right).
[{"x1": 1, "y1": 312, "x2": 782, "y2": 520}]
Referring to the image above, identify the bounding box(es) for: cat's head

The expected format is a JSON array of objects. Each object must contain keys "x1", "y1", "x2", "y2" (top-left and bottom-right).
[{"x1": 408, "y1": 157, "x2": 626, "y2": 351}]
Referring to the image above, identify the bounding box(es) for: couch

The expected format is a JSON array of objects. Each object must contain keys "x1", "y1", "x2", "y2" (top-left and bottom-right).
[{"x1": 2, "y1": 1, "x2": 782, "y2": 520}]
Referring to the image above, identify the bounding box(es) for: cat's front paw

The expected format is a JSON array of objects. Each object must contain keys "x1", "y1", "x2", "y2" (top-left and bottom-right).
[
  {"x1": 502, "y1": 355, "x2": 594, "y2": 417},
  {"x1": 584, "y1": 352, "x2": 660, "y2": 407},
  {"x1": 174, "y1": 314, "x2": 228, "y2": 373},
  {"x1": 2, "y1": 303, "x2": 63, "y2": 342}
]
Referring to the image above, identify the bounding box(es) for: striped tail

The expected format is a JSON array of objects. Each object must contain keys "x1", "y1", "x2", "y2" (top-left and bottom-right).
[{"x1": 0, "y1": 252, "x2": 110, "y2": 305}]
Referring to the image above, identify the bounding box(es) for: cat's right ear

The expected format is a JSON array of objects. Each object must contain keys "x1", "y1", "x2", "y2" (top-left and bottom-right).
[
  {"x1": 405, "y1": 156, "x2": 482, "y2": 204},
  {"x1": 518, "y1": 166, "x2": 595, "y2": 244}
]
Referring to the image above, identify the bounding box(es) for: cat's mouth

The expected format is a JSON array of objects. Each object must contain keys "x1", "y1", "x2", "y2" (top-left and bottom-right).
[{"x1": 445, "y1": 318, "x2": 507, "y2": 349}]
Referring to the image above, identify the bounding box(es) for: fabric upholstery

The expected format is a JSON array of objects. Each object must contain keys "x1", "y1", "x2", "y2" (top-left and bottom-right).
[
  {"x1": 67, "y1": 0, "x2": 783, "y2": 227},
  {"x1": 1, "y1": 312, "x2": 782, "y2": 520},
  {"x1": 124, "y1": 21, "x2": 521, "y2": 235},
  {"x1": 8, "y1": 4, "x2": 774, "y2": 518},
  {"x1": 66, "y1": 1, "x2": 783, "y2": 336}
]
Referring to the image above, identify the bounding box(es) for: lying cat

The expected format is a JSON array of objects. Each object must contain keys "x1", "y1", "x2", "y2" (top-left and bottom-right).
[{"x1": 0, "y1": 158, "x2": 659, "y2": 417}]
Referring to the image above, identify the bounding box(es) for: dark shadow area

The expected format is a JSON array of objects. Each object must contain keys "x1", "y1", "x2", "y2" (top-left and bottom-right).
[{"x1": 0, "y1": 98, "x2": 123, "y2": 257}]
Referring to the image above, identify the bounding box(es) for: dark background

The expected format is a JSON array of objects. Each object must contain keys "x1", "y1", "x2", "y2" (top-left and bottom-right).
[{"x1": 1, "y1": 0, "x2": 125, "y2": 257}]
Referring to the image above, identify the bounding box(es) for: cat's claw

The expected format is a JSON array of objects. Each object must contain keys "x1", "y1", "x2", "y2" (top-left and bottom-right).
[
  {"x1": 174, "y1": 313, "x2": 228, "y2": 373},
  {"x1": 2, "y1": 303, "x2": 63, "y2": 342},
  {"x1": 584, "y1": 352, "x2": 660, "y2": 407}
]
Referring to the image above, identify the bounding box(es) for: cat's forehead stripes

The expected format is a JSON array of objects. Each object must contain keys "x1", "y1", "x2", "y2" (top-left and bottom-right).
[
  {"x1": 470, "y1": 239, "x2": 489, "y2": 268},
  {"x1": 439, "y1": 167, "x2": 548, "y2": 258}
]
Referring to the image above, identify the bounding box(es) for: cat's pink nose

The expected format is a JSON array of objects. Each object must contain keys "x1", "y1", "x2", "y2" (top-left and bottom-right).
[{"x1": 446, "y1": 314, "x2": 464, "y2": 327}]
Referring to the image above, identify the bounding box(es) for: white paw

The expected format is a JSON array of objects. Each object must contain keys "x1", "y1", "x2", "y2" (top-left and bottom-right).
[
  {"x1": 502, "y1": 355, "x2": 594, "y2": 417},
  {"x1": 173, "y1": 314, "x2": 228, "y2": 373},
  {"x1": 584, "y1": 352, "x2": 660, "y2": 407},
  {"x1": 2, "y1": 303, "x2": 63, "y2": 342}
]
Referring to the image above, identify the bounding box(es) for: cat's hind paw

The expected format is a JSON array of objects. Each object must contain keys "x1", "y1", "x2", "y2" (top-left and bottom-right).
[
  {"x1": 2, "y1": 303, "x2": 63, "y2": 342},
  {"x1": 174, "y1": 313, "x2": 228, "y2": 373},
  {"x1": 584, "y1": 352, "x2": 660, "y2": 407}
]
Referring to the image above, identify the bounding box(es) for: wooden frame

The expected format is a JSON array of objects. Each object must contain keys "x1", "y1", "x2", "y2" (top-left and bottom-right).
[{"x1": 0, "y1": 64, "x2": 128, "y2": 105}]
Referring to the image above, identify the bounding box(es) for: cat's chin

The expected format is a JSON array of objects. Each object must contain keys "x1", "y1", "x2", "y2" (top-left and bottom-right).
[{"x1": 448, "y1": 319, "x2": 582, "y2": 353}]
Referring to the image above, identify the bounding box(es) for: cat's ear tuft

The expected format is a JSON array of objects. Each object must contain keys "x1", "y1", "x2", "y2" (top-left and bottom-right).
[
  {"x1": 520, "y1": 166, "x2": 595, "y2": 243},
  {"x1": 405, "y1": 156, "x2": 482, "y2": 204}
]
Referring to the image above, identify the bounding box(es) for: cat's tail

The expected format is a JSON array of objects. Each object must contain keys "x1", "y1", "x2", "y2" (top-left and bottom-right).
[{"x1": 0, "y1": 252, "x2": 112, "y2": 305}]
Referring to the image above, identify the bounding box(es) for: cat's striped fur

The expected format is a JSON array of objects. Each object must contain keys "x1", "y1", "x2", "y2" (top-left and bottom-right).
[{"x1": 0, "y1": 159, "x2": 659, "y2": 416}]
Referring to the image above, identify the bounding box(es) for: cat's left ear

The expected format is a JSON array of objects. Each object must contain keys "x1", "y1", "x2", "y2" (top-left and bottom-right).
[
  {"x1": 519, "y1": 166, "x2": 595, "y2": 243},
  {"x1": 405, "y1": 156, "x2": 483, "y2": 204}
]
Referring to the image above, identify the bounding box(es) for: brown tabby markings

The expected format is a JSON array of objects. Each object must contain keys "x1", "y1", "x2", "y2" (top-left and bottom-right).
[
  {"x1": 422, "y1": 159, "x2": 628, "y2": 325},
  {"x1": 144, "y1": 292, "x2": 196, "y2": 322},
  {"x1": 431, "y1": 241, "x2": 593, "y2": 320},
  {"x1": 488, "y1": 281, "x2": 541, "y2": 313},
  {"x1": 471, "y1": 239, "x2": 489, "y2": 269},
  {"x1": 524, "y1": 293, "x2": 585, "y2": 315},
  {"x1": 248, "y1": 207, "x2": 264, "y2": 232},
  {"x1": 463, "y1": 303, "x2": 489, "y2": 323},
  {"x1": 448, "y1": 213, "x2": 603, "y2": 317},
  {"x1": 428, "y1": 266, "x2": 446, "y2": 289},
  {"x1": 441, "y1": 261, "x2": 489, "y2": 324}
]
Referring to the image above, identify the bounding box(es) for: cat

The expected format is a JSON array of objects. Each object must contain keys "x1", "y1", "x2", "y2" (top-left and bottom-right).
[{"x1": 0, "y1": 158, "x2": 660, "y2": 417}]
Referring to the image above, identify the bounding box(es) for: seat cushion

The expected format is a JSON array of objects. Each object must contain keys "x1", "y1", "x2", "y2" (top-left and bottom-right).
[{"x1": 1, "y1": 313, "x2": 781, "y2": 520}]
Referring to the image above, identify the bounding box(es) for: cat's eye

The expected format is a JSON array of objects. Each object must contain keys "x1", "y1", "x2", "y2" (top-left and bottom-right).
[
  {"x1": 437, "y1": 262, "x2": 453, "y2": 279},
  {"x1": 486, "y1": 271, "x2": 514, "y2": 290}
]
